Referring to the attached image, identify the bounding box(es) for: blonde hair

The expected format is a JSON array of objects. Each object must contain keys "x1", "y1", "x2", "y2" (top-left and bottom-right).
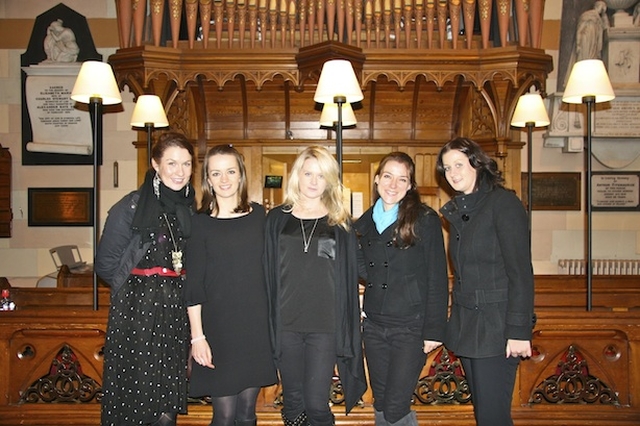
[{"x1": 283, "y1": 146, "x2": 351, "y2": 230}]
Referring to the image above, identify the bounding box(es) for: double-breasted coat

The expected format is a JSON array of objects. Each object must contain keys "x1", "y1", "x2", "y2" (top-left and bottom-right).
[{"x1": 440, "y1": 182, "x2": 535, "y2": 358}]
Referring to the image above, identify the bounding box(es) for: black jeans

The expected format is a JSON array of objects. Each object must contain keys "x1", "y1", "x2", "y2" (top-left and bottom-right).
[
  {"x1": 278, "y1": 331, "x2": 337, "y2": 426},
  {"x1": 363, "y1": 318, "x2": 426, "y2": 423},
  {"x1": 460, "y1": 354, "x2": 520, "y2": 426}
]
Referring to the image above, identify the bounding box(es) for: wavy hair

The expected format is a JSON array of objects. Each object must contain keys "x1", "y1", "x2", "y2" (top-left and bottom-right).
[
  {"x1": 198, "y1": 144, "x2": 250, "y2": 215},
  {"x1": 283, "y1": 146, "x2": 350, "y2": 230},
  {"x1": 435, "y1": 137, "x2": 504, "y2": 191},
  {"x1": 373, "y1": 152, "x2": 425, "y2": 248}
]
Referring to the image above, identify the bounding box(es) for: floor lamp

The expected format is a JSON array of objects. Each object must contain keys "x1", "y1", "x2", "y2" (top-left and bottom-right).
[
  {"x1": 313, "y1": 59, "x2": 364, "y2": 182},
  {"x1": 562, "y1": 59, "x2": 615, "y2": 312},
  {"x1": 71, "y1": 61, "x2": 122, "y2": 310},
  {"x1": 130, "y1": 95, "x2": 169, "y2": 165},
  {"x1": 510, "y1": 92, "x2": 550, "y2": 235}
]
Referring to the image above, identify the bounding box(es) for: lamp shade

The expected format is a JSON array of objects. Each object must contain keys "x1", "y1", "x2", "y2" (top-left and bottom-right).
[
  {"x1": 71, "y1": 61, "x2": 122, "y2": 105},
  {"x1": 130, "y1": 95, "x2": 169, "y2": 128},
  {"x1": 314, "y1": 59, "x2": 364, "y2": 104},
  {"x1": 562, "y1": 59, "x2": 615, "y2": 104},
  {"x1": 511, "y1": 93, "x2": 550, "y2": 128},
  {"x1": 319, "y1": 102, "x2": 357, "y2": 127}
]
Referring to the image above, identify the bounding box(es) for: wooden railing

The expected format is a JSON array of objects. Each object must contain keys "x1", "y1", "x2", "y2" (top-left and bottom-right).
[
  {"x1": 115, "y1": 0, "x2": 545, "y2": 50},
  {"x1": 1, "y1": 276, "x2": 640, "y2": 425}
]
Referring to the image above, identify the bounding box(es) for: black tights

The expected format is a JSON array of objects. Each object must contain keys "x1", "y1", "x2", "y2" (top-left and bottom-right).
[{"x1": 210, "y1": 386, "x2": 260, "y2": 426}]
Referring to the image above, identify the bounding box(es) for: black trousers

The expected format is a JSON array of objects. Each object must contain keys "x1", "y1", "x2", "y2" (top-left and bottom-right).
[
  {"x1": 363, "y1": 318, "x2": 426, "y2": 423},
  {"x1": 460, "y1": 354, "x2": 520, "y2": 426},
  {"x1": 278, "y1": 331, "x2": 336, "y2": 426}
]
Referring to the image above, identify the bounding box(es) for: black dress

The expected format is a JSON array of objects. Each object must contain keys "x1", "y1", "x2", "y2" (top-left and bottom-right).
[
  {"x1": 185, "y1": 203, "x2": 277, "y2": 397},
  {"x1": 101, "y1": 212, "x2": 189, "y2": 426}
]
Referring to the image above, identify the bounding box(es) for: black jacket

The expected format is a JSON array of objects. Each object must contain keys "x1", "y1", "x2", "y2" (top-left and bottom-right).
[
  {"x1": 264, "y1": 206, "x2": 367, "y2": 414},
  {"x1": 440, "y1": 183, "x2": 535, "y2": 358},
  {"x1": 95, "y1": 191, "x2": 150, "y2": 297},
  {"x1": 354, "y1": 206, "x2": 449, "y2": 342}
]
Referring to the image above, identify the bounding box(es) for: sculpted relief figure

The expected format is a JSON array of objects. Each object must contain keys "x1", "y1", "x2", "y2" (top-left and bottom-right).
[
  {"x1": 575, "y1": 1, "x2": 610, "y2": 61},
  {"x1": 43, "y1": 19, "x2": 79, "y2": 63},
  {"x1": 563, "y1": 1, "x2": 610, "y2": 88}
]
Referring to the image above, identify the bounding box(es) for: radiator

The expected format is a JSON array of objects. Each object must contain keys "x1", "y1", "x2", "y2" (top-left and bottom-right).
[{"x1": 558, "y1": 259, "x2": 640, "y2": 275}]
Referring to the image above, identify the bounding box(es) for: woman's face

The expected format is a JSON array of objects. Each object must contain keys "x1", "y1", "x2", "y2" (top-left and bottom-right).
[
  {"x1": 152, "y1": 146, "x2": 193, "y2": 191},
  {"x1": 441, "y1": 149, "x2": 477, "y2": 195},
  {"x1": 374, "y1": 160, "x2": 412, "y2": 211},
  {"x1": 298, "y1": 157, "x2": 327, "y2": 202},
  {"x1": 206, "y1": 153, "x2": 241, "y2": 200}
]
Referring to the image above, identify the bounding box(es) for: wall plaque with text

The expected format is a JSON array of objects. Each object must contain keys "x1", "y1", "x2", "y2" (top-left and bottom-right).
[
  {"x1": 28, "y1": 188, "x2": 93, "y2": 226},
  {"x1": 592, "y1": 173, "x2": 640, "y2": 211}
]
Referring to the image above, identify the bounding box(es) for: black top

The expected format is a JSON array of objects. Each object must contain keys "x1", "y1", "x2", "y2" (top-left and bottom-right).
[
  {"x1": 279, "y1": 215, "x2": 336, "y2": 333},
  {"x1": 184, "y1": 203, "x2": 277, "y2": 397}
]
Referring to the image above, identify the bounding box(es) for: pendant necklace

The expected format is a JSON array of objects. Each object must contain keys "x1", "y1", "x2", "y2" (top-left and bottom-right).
[
  {"x1": 300, "y1": 218, "x2": 319, "y2": 253},
  {"x1": 163, "y1": 213, "x2": 183, "y2": 274}
]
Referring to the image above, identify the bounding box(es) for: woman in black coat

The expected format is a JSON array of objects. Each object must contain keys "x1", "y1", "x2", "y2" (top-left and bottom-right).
[
  {"x1": 436, "y1": 137, "x2": 535, "y2": 426},
  {"x1": 354, "y1": 152, "x2": 449, "y2": 426}
]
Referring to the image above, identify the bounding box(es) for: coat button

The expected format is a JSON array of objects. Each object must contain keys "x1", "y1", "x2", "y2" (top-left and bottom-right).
[
  {"x1": 456, "y1": 234, "x2": 460, "y2": 240},
  {"x1": 369, "y1": 261, "x2": 375, "y2": 267},
  {"x1": 381, "y1": 283, "x2": 388, "y2": 289},
  {"x1": 368, "y1": 241, "x2": 372, "y2": 246},
  {"x1": 383, "y1": 262, "x2": 389, "y2": 267},
  {"x1": 386, "y1": 241, "x2": 393, "y2": 247},
  {"x1": 367, "y1": 283, "x2": 373, "y2": 288}
]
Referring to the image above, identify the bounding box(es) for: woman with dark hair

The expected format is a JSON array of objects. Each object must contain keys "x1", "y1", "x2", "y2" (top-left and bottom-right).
[
  {"x1": 184, "y1": 144, "x2": 277, "y2": 426},
  {"x1": 264, "y1": 146, "x2": 367, "y2": 426},
  {"x1": 96, "y1": 131, "x2": 196, "y2": 426},
  {"x1": 436, "y1": 137, "x2": 535, "y2": 426},
  {"x1": 354, "y1": 152, "x2": 449, "y2": 426}
]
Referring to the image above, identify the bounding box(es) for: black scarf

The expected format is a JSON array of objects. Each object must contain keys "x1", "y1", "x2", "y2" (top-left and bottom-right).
[{"x1": 131, "y1": 169, "x2": 195, "y2": 242}]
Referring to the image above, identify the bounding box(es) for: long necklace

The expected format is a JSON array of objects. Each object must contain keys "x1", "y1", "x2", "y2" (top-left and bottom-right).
[
  {"x1": 300, "y1": 218, "x2": 319, "y2": 254},
  {"x1": 162, "y1": 213, "x2": 183, "y2": 274}
]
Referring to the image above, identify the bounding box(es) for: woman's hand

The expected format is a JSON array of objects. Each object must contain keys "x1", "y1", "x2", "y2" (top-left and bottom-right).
[
  {"x1": 423, "y1": 340, "x2": 442, "y2": 354},
  {"x1": 191, "y1": 339, "x2": 215, "y2": 369},
  {"x1": 506, "y1": 339, "x2": 532, "y2": 358}
]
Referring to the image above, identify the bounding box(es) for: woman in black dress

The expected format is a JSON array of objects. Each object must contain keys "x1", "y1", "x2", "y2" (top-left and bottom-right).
[
  {"x1": 264, "y1": 146, "x2": 367, "y2": 426},
  {"x1": 96, "y1": 132, "x2": 195, "y2": 426},
  {"x1": 185, "y1": 144, "x2": 277, "y2": 426}
]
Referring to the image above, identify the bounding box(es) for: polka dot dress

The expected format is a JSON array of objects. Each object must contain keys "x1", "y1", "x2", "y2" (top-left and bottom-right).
[{"x1": 101, "y1": 213, "x2": 189, "y2": 426}]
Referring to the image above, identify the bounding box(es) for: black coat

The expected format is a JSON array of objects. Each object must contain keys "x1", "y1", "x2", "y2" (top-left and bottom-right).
[
  {"x1": 264, "y1": 206, "x2": 367, "y2": 414},
  {"x1": 95, "y1": 191, "x2": 150, "y2": 297},
  {"x1": 440, "y1": 183, "x2": 535, "y2": 358},
  {"x1": 354, "y1": 206, "x2": 449, "y2": 342}
]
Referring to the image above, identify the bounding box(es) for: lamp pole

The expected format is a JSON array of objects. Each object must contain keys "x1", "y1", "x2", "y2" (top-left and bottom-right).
[
  {"x1": 89, "y1": 96, "x2": 103, "y2": 311},
  {"x1": 583, "y1": 95, "x2": 595, "y2": 312},
  {"x1": 334, "y1": 95, "x2": 346, "y2": 182},
  {"x1": 525, "y1": 121, "x2": 534, "y2": 235},
  {"x1": 146, "y1": 122, "x2": 154, "y2": 165}
]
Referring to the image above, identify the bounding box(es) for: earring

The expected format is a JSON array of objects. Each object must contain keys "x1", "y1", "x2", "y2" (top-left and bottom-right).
[{"x1": 153, "y1": 172, "x2": 160, "y2": 199}]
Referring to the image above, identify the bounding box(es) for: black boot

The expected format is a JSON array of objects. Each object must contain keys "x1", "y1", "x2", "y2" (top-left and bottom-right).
[
  {"x1": 150, "y1": 412, "x2": 177, "y2": 426},
  {"x1": 281, "y1": 410, "x2": 309, "y2": 426}
]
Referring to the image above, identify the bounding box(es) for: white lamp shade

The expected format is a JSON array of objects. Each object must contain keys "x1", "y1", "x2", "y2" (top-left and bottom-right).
[
  {"x1": 130, "y1": 95, "x2": 169, "y2": 128},
  {"x1": 319, "y1": 102, "x2": 357, "y2": 127},
  {"x1": 562, "y1": 59, "x2": 615, "y2": 104},
  {"x1": 314, "y1": 59, "x2": 364, "y2": 104},
  {"x1": 511, "y1": 93, "x2": 550, "y2": 128},
  {"x1": 71, "y1": 61, "x2": 122, "y2": 105}
]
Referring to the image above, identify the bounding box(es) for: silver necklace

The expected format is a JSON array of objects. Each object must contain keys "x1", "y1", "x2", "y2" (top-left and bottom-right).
[
  {"x1": 300, "y1": 218, "x2": 319, "y2": 253},
  {"x1": 163, "y1": 213, "x2": 183, "y2": 274}
]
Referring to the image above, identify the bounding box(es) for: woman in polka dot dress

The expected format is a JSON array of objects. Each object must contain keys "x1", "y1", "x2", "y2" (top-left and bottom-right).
[{"x1": 96, "y1": 132, "x2": 196, "y2": 426}]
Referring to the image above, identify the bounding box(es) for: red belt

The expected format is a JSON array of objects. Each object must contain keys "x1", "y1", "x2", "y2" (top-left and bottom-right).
[{"x1": 131, "y1": 267, "x2": 185, "y2": 277}]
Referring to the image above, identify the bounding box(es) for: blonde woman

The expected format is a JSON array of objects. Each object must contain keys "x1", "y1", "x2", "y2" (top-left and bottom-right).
[{"x1": 264, "y1": 146, "x2": 367, "y2": 426}]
